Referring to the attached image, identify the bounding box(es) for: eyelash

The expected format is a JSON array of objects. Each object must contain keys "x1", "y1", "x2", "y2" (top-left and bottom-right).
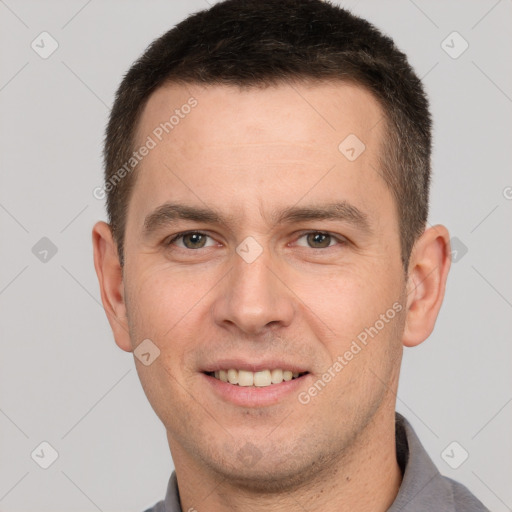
[{"x1": 165, "y1": 230, "x2": 347, "y2": 250}]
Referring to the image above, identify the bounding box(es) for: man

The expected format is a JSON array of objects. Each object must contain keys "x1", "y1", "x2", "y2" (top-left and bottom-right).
[{"x1": 92, "y1": 0, "x2": 489, "y2": 510}]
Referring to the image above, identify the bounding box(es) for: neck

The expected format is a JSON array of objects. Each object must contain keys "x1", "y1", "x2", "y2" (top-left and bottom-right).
[{"x1": 169, "y1": 406, "x2": 402, "y2": 512}]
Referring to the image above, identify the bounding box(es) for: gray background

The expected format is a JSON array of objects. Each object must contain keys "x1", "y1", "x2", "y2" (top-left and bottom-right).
[{"x1": 0, "y1": 0, "x2": 511, "y2": 511}]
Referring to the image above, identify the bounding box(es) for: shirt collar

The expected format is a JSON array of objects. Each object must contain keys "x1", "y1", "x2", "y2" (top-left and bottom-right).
[
  {"x1": 163, "y1": 471, "x2": 181, "y2": 512},
  {"x1": 388, "y1": 412, "x2": 455, "y2": 511}
]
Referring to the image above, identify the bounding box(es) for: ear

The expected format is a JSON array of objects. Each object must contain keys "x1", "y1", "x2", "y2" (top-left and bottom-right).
[
  {"x1": 402, "y1": 224, "x2": 451, "y2": 348},
  {"x1": 92, "y1": 221, "x2": 133, "y2": 352}
]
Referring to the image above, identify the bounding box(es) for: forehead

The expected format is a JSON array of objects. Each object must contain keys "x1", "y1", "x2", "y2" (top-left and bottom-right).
[
  {"x1": 136, "y1": 80, "x2": 384, "y2": 153},
  {"x1": 128, "y1": 80, "x2": 391, "y2": 232}
]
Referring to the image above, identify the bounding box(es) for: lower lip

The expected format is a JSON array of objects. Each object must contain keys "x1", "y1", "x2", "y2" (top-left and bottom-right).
[{"x1": 202, "y1": 372, "x2": 311, "y2": 407}]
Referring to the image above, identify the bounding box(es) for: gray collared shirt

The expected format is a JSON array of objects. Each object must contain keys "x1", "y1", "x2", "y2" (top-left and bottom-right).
[{"x1": 143, "y1": 412, "x2": 489, "y2": 511}]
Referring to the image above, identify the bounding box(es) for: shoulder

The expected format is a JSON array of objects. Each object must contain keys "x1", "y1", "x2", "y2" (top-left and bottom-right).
[
  {"x1": 444, "y1": 476, "x2": 490, "y2": 512},
  {"x1": 392, "y1": 413, "x2": 490, "y2": 511},
  {"x1": 141, "y1": 500, "x2": 166, "y2": 512}
]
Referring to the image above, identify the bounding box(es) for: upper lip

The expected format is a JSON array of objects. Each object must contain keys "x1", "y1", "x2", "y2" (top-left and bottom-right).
[{"x1": 201, "y1": 358, "x2": 309, "y2": 373}]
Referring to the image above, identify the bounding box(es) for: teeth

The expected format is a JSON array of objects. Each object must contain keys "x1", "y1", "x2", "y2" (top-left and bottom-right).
[
  {"x1": 271, "y1": 369, "x2": 283, "y2": 384},
  {"x1": 227, "y1": 368, "x2": 238, "y2": 384},
  {"x1": 210, "y1": 369, "x2": 305, "y2": 387},
  {"x1": 253, "y1": 370, "x2": 271, "y2": 387},
  {"x1": 238, "y1": 370, "x2": 254, "y2": 387}
]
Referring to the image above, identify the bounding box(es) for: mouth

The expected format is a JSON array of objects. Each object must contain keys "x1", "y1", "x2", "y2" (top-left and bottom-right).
[
  {"x1": 201, "y1": 365, "x2": 312, "y2": 407},
  {"x1": 203, "y1": 369, "x2": 309, "y2": 387}
]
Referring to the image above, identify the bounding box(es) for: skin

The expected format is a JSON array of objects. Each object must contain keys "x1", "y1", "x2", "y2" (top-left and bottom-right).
[{"x1": 92, "y1": 81, "x2": 451, "y2": 512}]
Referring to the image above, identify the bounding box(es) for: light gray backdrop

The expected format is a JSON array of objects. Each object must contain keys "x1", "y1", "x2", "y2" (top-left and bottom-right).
[{"x1": 1, "y1": 1, "x2": 511, "y2": 511}]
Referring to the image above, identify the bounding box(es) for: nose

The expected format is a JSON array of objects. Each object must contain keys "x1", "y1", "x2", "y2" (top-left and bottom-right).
[{"x1": 212, "y1": 246, "x2": 295, "y2": 336}]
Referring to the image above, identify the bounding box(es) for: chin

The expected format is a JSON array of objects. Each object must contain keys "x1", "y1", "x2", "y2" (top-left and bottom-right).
[{"x1": 208, "y1": 442, "x2": 318, "y2": 493}]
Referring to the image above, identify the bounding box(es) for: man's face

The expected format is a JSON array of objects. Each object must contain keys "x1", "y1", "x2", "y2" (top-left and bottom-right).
[{"x1": 121, "y1": 81, "x2": 407, "y2": 485}]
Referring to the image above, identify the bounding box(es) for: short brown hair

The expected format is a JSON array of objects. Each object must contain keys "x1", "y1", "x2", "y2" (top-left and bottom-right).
[{"x1": 104, "y1": 0, "x2": 431, "y2": 270}]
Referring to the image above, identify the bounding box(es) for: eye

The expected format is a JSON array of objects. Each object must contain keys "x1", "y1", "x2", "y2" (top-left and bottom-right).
[
  {"x1": 167, "y1": 231, "x2": 216, "y2": 249},
  {"x1": 294, "y1": 231, "x2": 345, "y2": 249}
]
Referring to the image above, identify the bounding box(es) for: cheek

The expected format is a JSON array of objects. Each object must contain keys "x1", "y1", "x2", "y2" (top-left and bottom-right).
[
  {"x1": 292, "y1": 260, "x2": 405, "y2": 398},
  {"x1": 125, "y1": 268, "x2": 210, "y2": 419},
  {"x1": 294, "y1": 261, "x2": 402, "y2": 340},
  {"x1": 126, "y1": 264, "x2": 214, "y2": 340},
  {"x1": 297, "y1": 267, "x2": 405, "y2": 409}
]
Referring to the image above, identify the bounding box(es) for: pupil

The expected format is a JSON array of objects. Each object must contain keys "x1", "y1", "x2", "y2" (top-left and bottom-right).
[{"x1": 308, "y1": 232, "x2": 330, "y2": 248}]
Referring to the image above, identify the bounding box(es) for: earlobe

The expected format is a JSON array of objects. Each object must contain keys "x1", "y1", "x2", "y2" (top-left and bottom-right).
[
  {"x1": 402, "y1": 225, "x2": 452, "y2": 348},
  {"x1": 92, "y1": 221, "x2": 133, "y2": 353}
]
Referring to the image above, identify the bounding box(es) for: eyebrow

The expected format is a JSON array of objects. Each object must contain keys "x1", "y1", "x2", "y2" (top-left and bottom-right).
[
  {"x1": 142, "y1": 200, "x2": 373, "y2": 238},
  {"x1": 272, "y1": 202, "x2": 372, "y2": 234},
  {"x1": 143, "y1": 203, "x2": 227, "y2": 237}
]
